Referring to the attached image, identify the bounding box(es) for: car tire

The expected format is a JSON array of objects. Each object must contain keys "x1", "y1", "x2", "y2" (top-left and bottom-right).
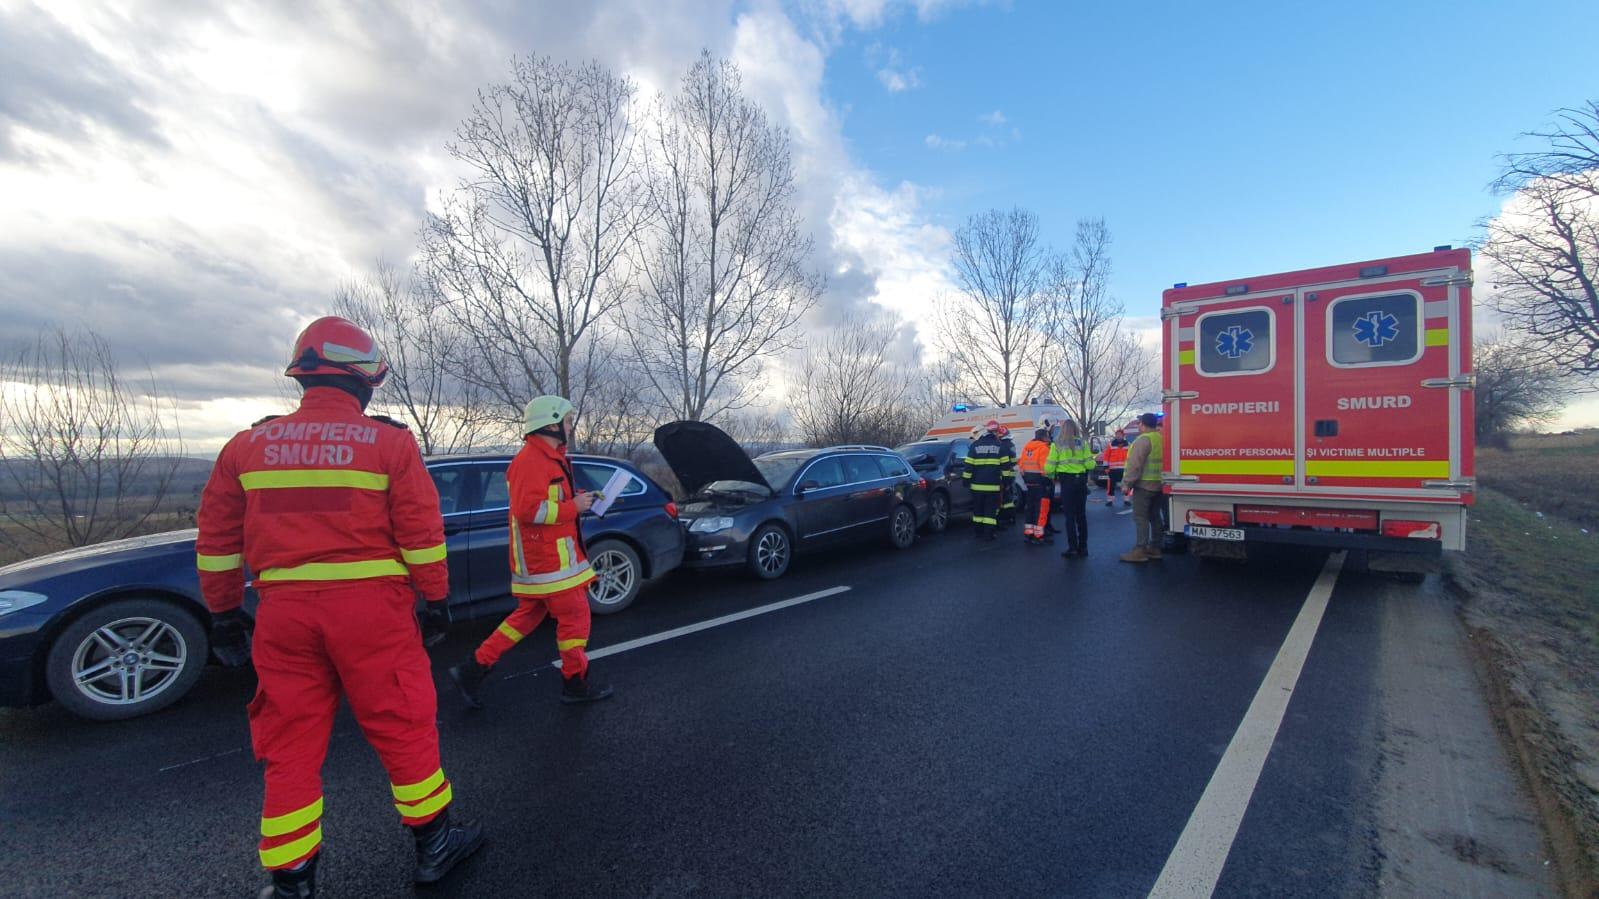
[
  {"x1": 888, "y1": 504, "x2": 917, "y2": 550},
  {"x1": 45, "y1": 597, "x2": 209, "y2": 721},
  {"x1": 746, "y1": 524, "x2": 792, "y2": 580},
  {"x1": 923, "y1": 492, "x2": 950, "y2": 534},
  {"x1": 587, "y1": 539, "x2": 643, "y2": 615}
]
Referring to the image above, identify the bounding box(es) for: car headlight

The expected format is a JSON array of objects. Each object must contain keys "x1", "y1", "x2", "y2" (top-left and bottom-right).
[
  {"x1": 0, "y1": 590, "x2": 49, "y2": 617},
  {"x1": 688, "y1": 517, "x2": 735, "y2": 534}
]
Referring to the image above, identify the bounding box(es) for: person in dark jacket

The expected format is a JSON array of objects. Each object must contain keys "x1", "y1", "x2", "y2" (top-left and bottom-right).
[{"x1": 962, "y1": 421, "x2": 1011, "y2": 542}]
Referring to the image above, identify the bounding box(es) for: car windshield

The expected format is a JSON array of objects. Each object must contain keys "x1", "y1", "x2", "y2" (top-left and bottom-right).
[
  {"x1": 753, "y1": 454, "x2": 809, "y2": 488},
  {"x1": 699, "y1": 479, "x2": 771, "y2": 498}
]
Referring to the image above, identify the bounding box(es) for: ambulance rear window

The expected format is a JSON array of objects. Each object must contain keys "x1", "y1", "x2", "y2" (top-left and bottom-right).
[
  {"x1": 1195, "y1": 308, "x2": 1273, "y2": 376},
  {"x1": 1328, "y1": 292, "x2": 1421, "y2": 367}
]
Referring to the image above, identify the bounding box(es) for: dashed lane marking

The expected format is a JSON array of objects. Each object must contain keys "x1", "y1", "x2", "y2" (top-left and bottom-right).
[
  {"x1": 534, "y1": 585, "x2": 854, "y2": 673},
  {"x1": 1147, "y1": 551, "x2": 1346, "y2": 899}
]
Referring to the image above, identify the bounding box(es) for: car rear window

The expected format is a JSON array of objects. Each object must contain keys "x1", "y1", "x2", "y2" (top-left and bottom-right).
[
  {"x1": 574, "y1": 461, "x2": 646, "y2": 497},
  {"x1": 801, "y1": 458, "x2": 844, "y2": 489},
  {"x1": 842, "y1": 455, "x2": 882, "y2": 484},
  {"x1": 479, "y1": 469, "x2": 510, "y2": 510},
  {"x1": 874, "y1": 455, "x2": 911, "y2": 479}
]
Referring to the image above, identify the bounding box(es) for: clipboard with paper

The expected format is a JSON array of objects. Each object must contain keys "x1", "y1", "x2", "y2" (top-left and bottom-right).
[{"x1": 588, "y1": 467, "x2": 636, "y2": 518}]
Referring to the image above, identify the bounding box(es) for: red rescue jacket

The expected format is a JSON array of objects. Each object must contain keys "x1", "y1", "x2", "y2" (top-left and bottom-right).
[
  {"x1": 506, "y1": 436, "x2": 595, "y2": 597},
  {"x1": 195, "y1": 388, "x2": 450, "y2": 612}
]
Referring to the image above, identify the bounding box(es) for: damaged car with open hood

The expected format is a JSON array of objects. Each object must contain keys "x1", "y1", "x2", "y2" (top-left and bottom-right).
[{"x1": 653, "y1": 421, "x2": 932, "y2": 580}]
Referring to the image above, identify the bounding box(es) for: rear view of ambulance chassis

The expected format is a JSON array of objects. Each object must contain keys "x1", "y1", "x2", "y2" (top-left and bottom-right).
[{"x1": 1160, "y1": 248, "x2": 1474, "y2": 570}]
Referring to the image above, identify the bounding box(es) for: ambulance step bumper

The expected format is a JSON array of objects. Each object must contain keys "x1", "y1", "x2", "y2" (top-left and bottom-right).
[{"x1": 1185, "y1": 524, "x2": 1443, "y2": 556}]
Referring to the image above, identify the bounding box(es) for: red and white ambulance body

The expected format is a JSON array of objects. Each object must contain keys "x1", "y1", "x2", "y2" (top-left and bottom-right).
[{"x1": 1161, "y1": 248, "x2": 1474, "y2": 558}]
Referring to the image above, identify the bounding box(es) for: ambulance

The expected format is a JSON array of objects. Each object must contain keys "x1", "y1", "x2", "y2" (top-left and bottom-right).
[
  {"x1": 922, "y1": 402, "x2": 1069, "y2": 443},
  {"x1": 1161, "y1": 247, "x2": 1474, "y2": 563}
]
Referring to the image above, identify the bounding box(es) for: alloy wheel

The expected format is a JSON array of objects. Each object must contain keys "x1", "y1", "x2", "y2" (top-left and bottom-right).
[
  {"x1": 70, "y1": 616, "x2": 188, "y2": 706},
  {"x1": 757, "y1": 530, "x2": 790, "y2": 574},
  {"x1": 589, "y1": 549, "x2": 638, "y2": 607}
]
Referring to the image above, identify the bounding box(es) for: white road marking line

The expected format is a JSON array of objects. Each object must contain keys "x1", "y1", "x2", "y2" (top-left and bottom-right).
[
  {"x1": 535, "y1": 585, "x2": 853, "y2": 673},
  {"x1": 1147, "y1": 551, "x2": 1346, "y2": 899}
]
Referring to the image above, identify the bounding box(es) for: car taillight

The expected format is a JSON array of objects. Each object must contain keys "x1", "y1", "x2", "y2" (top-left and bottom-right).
[
  {"x1": 1186, "y1": 509, "x2": 1234, "y2": 527},
  {"x1": 1381, "y1": 519, "x2": 1439, "y2": 539},
  {"x1": 918, "y1": 478, "x2": 928, "y2": 489},
  {"x1": 665, "y1": 502, "x2": 678, "y2": 519}
]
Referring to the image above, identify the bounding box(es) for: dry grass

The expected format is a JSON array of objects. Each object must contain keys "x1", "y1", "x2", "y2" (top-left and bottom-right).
[{"x1": 1476, "y1": 431, "x2": 1599, "y2": 532}]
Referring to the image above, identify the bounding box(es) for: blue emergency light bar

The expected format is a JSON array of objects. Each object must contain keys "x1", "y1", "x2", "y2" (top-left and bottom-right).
[{"x1": 952, "y1": 403, "x2": 969, "y2": 412}]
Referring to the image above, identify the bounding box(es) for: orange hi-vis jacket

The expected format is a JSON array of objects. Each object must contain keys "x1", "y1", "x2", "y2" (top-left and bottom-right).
[
  {"x1": 195, "y1": 388, "x2": 451, "y2": 611},
  {"x1": 1104, "y1": 442, "x2": 1130, "y2": 470},
  {"x1": 1018, "y1": 439, "x2": 1053, "y2": 484},
  {"x1": 507, "y1": 436, "x2": 596, "y2": 597}
]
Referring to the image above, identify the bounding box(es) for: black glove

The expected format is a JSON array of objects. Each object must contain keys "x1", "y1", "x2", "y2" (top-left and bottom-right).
[
  {"x1": 211, "y1": 609, "x2": 253, "y2": 669},
  {"x1": 418, "y1": 601, "x2": 451, "y2": 647}
]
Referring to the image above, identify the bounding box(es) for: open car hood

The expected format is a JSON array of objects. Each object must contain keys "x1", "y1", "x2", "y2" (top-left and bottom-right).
[{"x1": 652, "y1": 420, "x2": 770, "y2": 496}]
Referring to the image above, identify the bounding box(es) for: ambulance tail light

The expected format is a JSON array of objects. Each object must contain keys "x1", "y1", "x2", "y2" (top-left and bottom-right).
[
  {"x1": 1382, "y1": 519, "x2": 1440, "y2": 540},
  {"x1": 1186, "y1": 509, "x2": 1234, "y2": 527}
]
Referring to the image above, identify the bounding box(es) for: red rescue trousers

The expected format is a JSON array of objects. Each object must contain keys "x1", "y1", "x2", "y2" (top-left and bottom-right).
[
  {"x1": 473, "y1": 585, "x2": 591, "y2": 679},
  {"x1": 249, "y1": 581, "x2": 451, "y2": 870}
]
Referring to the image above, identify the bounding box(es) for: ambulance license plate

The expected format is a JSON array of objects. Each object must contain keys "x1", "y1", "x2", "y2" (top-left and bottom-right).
[{"x1": 1187, "y1": 526, "x2": 1245, "y2": 542}]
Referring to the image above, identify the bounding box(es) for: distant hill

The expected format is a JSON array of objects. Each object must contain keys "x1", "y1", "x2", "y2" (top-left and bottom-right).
[{"x1": 0, "y1": 457, "x2": 214, "y2": 507}]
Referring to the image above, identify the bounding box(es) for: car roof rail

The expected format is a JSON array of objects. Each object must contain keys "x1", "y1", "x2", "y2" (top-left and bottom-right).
[{"x1": 823, "y1": 444, "x2": 893, "y2": 452}]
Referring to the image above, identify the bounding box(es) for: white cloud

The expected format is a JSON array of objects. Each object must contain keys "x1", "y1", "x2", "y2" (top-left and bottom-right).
[
  {"x1": 865, "y1": 41, "x2": 921, "y2": 93},
  {"x1": 877, "y1": 66, "x2": 921, "y2": 93},
  {"x1": 978, "y1": 109, "x2": 1006, "y2": 125},
  {"x1": 0, "y1": 0, "x2": 963, "y2": 450},
  {"x1": 925, "y1": 133, "x2": 966, "y2": 151}
]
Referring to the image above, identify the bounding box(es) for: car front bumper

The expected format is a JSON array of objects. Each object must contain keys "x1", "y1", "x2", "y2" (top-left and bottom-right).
[{"x1": 679, "y1": 532, "x2": 749, "y2": 569}]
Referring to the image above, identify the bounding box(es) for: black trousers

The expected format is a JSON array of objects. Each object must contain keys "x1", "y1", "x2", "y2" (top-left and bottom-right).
[
  {"x1": 972, "y1": 490, "x2": 1001, "y2": 536},
  {"x1": 1057, "y1": 473, "x2": 1089, "y2": 551}
]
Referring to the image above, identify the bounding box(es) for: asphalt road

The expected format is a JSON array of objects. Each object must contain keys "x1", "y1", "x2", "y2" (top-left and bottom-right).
[{"x1": 0, "y1": 503, "x2": 1556, "y2": 898}]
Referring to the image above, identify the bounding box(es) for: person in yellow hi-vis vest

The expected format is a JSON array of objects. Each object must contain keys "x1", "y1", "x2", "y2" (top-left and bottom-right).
[
  {"x1": 1048, "y1": 421, "x2": 1094, "y2": 558},
  {"x1": 1120, "y1": 412, "x2": 1165, "y2": 563}
]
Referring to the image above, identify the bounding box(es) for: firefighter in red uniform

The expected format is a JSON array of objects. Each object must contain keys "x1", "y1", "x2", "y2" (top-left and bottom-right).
[
  {"x1": 196, "y1": 317, "x2": 484, "y2": 899},
  {"x1": 448, "y1": 395, "x2": 615, "y2": 708}
]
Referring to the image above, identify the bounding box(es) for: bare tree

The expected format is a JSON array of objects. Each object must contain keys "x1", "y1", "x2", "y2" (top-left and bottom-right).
[
  {"x1": 1483, "y1": 102, "x2": 1599, "y2": 376},
  {"x1": 1474, "y1": 332, "x2": 1570, "y2": 447},
  {"x1": 569, "y1": 337, "x2": 658, "y2": 458},
  {"x1": 334, "y1": 263, "x2": 487, "y2": 455},
  {"x1": 1041, "y1": 219, "x2": 1157, "y2": 434},
  {"x1": 422, "y1": 55, "x2": 641, "y2": 420},
  {"x1": 629, "y1": 51, "x2": 822, "y2": 421},
  {"x1": 907, "y1": 359, "x2": 968, "y2": 428},
  {"x1": 934, "y1": 207, "x2": 1051, "y2": 406},
  {"x1": 791, "y1": 314, "x2": 920, "y2": 447},
  {"x1": 716, "y1": 411, "x2": 791, "y2": 456},
  {"x1": 0, "y1": 327, "x2": 183, "y2": 556}
]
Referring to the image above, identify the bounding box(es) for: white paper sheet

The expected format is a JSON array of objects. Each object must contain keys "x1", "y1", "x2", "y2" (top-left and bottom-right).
[{"x1": 588, "y1": 467, "x2": 636, "y2": 518}]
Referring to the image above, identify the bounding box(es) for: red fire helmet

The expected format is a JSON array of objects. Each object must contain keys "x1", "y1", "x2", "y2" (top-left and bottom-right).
[{"x1": 284, "y1": 316, "x2": 389, "y2": 387}]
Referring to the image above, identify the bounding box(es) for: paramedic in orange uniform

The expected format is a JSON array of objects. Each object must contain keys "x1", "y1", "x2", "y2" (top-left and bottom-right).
[
  {"x1": 196, "y1": 316, "x2": 484, "y2": 899},
  {"x1": 449, "y1": 395, "x2": 614, "y2": 708},
  {"x1": 1018, "y1": 428, "x2": 1054, "y2": 546}
]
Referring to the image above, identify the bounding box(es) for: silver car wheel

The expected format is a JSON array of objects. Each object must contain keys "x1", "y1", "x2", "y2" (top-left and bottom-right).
[
  {"x1": 757, "y1": 530, "x2": 789, "y2": 574},
  {"x1": 892, "y1": 507, "x2": 916, "y2": 546},
  {"x1": 588, "y1": 548, "x2": 637, "y2": 607},
  {"x1": 70, "y1": 616, "x2": 188, "y2": 706}
]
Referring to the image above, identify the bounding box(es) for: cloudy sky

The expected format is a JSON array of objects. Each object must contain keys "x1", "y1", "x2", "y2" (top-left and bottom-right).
[{"x1": 3, "y1": 0, "x2": 1597, "y2": 452}]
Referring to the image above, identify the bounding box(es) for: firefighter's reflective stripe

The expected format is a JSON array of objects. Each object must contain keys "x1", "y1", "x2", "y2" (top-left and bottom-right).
[
  {"x1": 392, "y1": 769, "x2": 446, "y2": 802},
  {"x1": 239, "y1": 470, "x2": 390, "y2": 491},
  {"x1": 197, "y1": 552, "x2": 242, "y2": 572},
  {"x1": 966, "y1": 457, "x2": 1007, "y2": 466},
  {"x1": 969, "y1": 484, "x2": 1002, "y2": 493},
  {"x1": 972, "y1": 516, "x2": 997, "y2": 525},
  {"x1": 557, "y1": 637, "x2": 587, "y2": 651},
  {"x1": 533, "y1": 484, "x2": 562, "y2": 525},
  {"x1": 256, "y1": 559, "x2": 409, "y2": 582},
  {"x1": 556, "y1": 537, "x2": 572, "y2": 570},
  {"x1": 511, "y1": 566, "x2": 595, "y2": 596},
  {"x1": 395, "y1": 785, "x2": 453, "y2": 820},
  {"x1": 259, "y1": 826, "x2": 322, "y2": 868},
  {"x1": 1305, "y1": 460, "x2": 1450, "y2": 478},
  {"x1": 260, "y1": 798, "x2": 323, "y2": 837},
  {"x1": 1424, "y1": 328, "x2": 1449, "y2": 347},
  {"x1": 509, "y1": 518, "x2": 529, "y2": 576},
  {"x1": 1181, "y1": 459, "x2": 1295, "y2": 476},
  {"x1": 497, "y1": 621, "x2": 525, "y2": 642},
  {"x1": 400, "y1": 542, "x2": 447, "y2": 565}
]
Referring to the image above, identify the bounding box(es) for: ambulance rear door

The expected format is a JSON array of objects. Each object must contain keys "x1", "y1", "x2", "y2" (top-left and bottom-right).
[
  {"x1": 1298, "y1": 251, "x2": 1471, "y2": 503},
  {"x1": 1167, "y1": 286, "x2": 1298, "y2": 494}
]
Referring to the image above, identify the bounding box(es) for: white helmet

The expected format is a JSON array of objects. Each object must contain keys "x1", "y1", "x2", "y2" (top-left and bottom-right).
[{"x1": 969, "y1": 425, "x2": 985, "y2": 440}]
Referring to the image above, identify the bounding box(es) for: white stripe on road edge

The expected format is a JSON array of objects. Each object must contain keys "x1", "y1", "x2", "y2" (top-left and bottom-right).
[
  {"x1": 1147, "y1": 551, "x2": 1346, "y2": 899},
  {"x1": 540, "y1": 586, "x2": 853, "y2": 672}
]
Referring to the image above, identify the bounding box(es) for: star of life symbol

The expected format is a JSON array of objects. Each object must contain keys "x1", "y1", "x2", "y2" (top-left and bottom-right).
[
  {"x1": 1353, "y1": 310, "x2": 1400, "y2": 348},
  {"x1": 1215, "y1": 325, "x2": 1253, "y2": 360}
]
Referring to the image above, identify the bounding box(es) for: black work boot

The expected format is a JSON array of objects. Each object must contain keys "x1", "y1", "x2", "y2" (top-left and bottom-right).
[
  {"x1": 560, "y1": 673, "x2": 615, "y2": 704},
  {"x1": 448, "y1": 659, "x2": 491, "y2": 710},
  {"x1": 259, "y1": 856, "x2": 317, "y2": 899},
  {"x1": 412, "y1": 808, "x2": 485, "y2": 885}
]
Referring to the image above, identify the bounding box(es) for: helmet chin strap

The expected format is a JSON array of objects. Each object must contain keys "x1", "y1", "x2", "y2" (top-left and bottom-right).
[{"x1": 534, "y1": 423, "x2": 568, "y2": 444}]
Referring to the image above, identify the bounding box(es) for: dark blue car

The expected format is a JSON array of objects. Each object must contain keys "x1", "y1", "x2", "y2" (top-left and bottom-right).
[{"x1": 0, "y1": 453, "x2": 683, "y2": 721}]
